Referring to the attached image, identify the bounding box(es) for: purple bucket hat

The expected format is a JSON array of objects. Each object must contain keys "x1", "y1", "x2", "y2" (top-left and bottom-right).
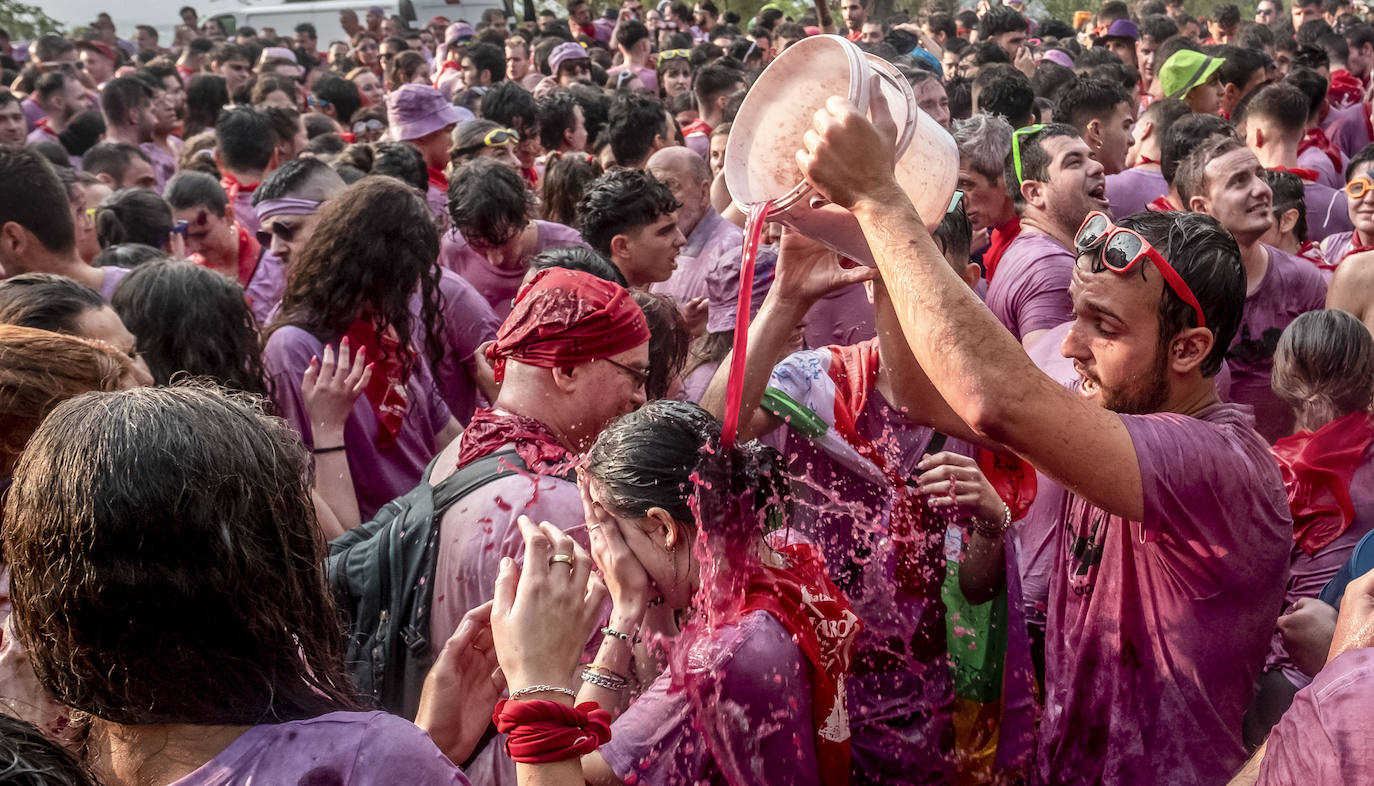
[
  {"x1": 387, "y1": 83, "x2": 463, "y2": 140},
  {"x1": 548, "y1": 41, "x2": 591, "y2": 75}
]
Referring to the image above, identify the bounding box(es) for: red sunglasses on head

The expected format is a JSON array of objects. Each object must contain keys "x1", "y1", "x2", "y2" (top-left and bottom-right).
[{"x1": 1074, "y1": 211, "x2": 1207, "y2": 329}]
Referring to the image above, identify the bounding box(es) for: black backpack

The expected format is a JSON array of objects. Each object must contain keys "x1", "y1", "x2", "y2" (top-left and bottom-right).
[{"x1": 327, "y1": 449, "x2": 528, "y2": 719}]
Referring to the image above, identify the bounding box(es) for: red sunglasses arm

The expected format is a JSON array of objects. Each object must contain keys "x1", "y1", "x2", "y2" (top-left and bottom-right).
[{"x1": 1144, "y1": 247, "x2": 1208, "y2": 330}]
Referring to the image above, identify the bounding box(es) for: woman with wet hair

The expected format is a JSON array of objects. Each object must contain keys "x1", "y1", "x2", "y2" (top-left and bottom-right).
[
  {"x1": 3, "y1": 384, "x2": 602, "y2": 784},
  {"x1": 577, "y1": 399, "x2": 859, "y2": 785},
  {"x1": 1245, "y1": 309, "x2": 1374, "y2": 746},
  {"x1": 265, "y1": 177, "x2": 462, "y2": 521},
  {"x1": 95, "y1": 188, "x2": 179, "y2": 254},
  {"x1": 539, "y1": 152, "x2": 603, "y2": 228}
]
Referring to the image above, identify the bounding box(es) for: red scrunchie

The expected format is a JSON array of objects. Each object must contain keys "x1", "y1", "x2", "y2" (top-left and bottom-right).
[{"x1": 493, "y1": 699, "x2": 612, "y2": 763}]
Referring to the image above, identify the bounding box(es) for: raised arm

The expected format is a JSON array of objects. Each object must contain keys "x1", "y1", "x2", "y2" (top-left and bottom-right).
[
  {"x1": 796, "y1": 95, "x2": 1144, "y2": 521},
  {"x1": 698, "y1": 230, "x2": 876, "y2": 442}
]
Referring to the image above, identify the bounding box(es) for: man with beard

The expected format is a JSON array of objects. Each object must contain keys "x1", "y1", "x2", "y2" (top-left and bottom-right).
[
  {"x1": 1179, "y1": 134, "x2": 1328, "y2": 442},
  {"x1": 796, "y1": 96, "x2": 1290, "y2": 786},
  {"x1": 100, "y1": 77, "x2": 158, "y2": 184},
  {"x1": 0, "y1": 94, "x2": 24, "y2": 146},
  {"x1": 987, "y1": 124, "x2": 1110, "y2": 349},
  {"x1": 136, "y1": 65, "x2": 187, "y2": 189},
  {"x1": 26, "y1": 72, "x2": 90, "y2": 145}
]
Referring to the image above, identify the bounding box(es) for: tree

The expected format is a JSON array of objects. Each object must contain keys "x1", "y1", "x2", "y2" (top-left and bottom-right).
[{"x1": 0, "y1": 0, "x2": 64, "y2": 39}]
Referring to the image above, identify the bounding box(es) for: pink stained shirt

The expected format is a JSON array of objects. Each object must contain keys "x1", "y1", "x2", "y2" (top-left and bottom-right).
[
  {"x1": 1104, "y1": 166, "x2": 1167, "y2": 220},
  {"x1": 438, "y1": 221, "x2": 588, "y2": 320},
  {"x1": 802, "y1": 280, "x2": 876, "y2": 350},
  {"x1": 1298, "y1": 144, "x2": 1345, "y2": 191},
  {"x1": 1222, "y1": 245, "x2": 1328, "y2": 444},
  {"x1": 1256, "y1": 648, "x2": 1374, "y2": 785},
  {"x1": 1303, "y1": 179, "x2": 1355, "y2": 242},
  {"x1": 168, "y1": 711, "x2": 468, "y2": 785},
  {"x1": 98, "y1": 265, "x2": 131, "y2": 302},
  {"x1": 243, "y1": 250, "x2": 285, "y2": 328},
  {"x1": 1036, "y1": 402, "x2": 1292, "y2": 786},
  {"x1": 1322, "y1": 102, "x2": 1372, "y2": 161},
  {"x1": 140, "y1": 141, "x2": 177, "y2": 191},
  {"x1": 419, "y1": 269, "x2": 501, "y2": 425},
  {"x1": 653, "y1": 207, "x2": 742, "y2": 305},
  {"x1": 605, "y1": 64, "x2": 658, "y2": 92},
  {"x1": 986, "y1": 230, "x2": 1076, "y2": 342}
]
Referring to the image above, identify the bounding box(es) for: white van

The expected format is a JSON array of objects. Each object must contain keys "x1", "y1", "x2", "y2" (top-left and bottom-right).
[{"x1": 207, "y1": 0, "x2": 510, "y2": 46}]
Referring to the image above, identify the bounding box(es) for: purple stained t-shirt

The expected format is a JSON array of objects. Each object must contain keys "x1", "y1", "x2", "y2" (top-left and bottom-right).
[
  {"x1": 986, "y1": 230, "x2": 1076, "y2": 343},
  {"x1": 767, "y1": 348, "x2": 958, "y2": 783},
  {"x1": 600, "y1": 610, "x2": 820, "y2": 786},
  {"x1": 1037, "y1": 402, "x2": 1291, "y2": 786},
  {"x1": 98, "y1": 265, "x2": 131, "y2": 301},
  {"x1": 1303, "y1": 179, "x2": 1354, "y2": 242},
  {"x1": 264, "y1": 325, "x2": 453, "y2": 520},
  {"x1": 1299, "y1": 144, "x2": 1345, "y2": 191},
  {"x1": 1256, "y1": 648, "x2": 1374, "y2": 786},
  {"x1": 168, "y1": 711, "x2": 468, "y2": 785},
  {"x1": 243, "y1": 250, "x2": 285, "y2": 327},
  {"x1": 439, "y1": 221, "x2": 588, "y2": 320},
  {"x1": 1223, "y1": 245, "x2": 1328, "y2": 444},
  {"x1": 233, "y1": 190, "x2": 260, "y2": 241},
  {"x1": 413, "y1": 269, "x2": 501, "y2": 424},
  {"x1": 140, "y1": 141, "x2": 176, "y2": 192},
  {"x1": 803, "y1": 281, "x2": 876, "y2": 350},
  {"x1": 1322, "y1": 101, "x2": 1372, "y2": 160},
  {"x1": 653, "y1": 208, "x2": 743, "y2": 305},
  {"x1": 1105, "y1": 166, "x2": 1166, "y2": 220}
]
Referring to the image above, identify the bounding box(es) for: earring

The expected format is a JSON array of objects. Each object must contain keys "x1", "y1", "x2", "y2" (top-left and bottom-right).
[{"x1": 670, "y1": 541, "x2": 680, "y2": 593}]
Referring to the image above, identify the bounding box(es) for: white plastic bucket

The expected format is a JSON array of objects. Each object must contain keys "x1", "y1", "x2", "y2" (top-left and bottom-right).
[{"x1": 724, "y1": 34, "x2": 960, "y2": 266}]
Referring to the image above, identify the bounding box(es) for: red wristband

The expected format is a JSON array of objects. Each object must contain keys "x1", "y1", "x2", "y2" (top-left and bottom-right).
[{"x1": 493, "y1": 698, "x2": 612, "y2": 763}]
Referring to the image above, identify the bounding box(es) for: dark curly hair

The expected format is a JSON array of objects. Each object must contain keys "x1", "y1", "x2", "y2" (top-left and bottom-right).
[
  {"x1": 632, "y1": 290, "x2": 690, "y2": 401},
  {"x1": 4, "y1": 385, "x2": 357, "y2": 725},
  {"x1": 111, "y1": 259, "x2": 270, "y2": 396},
  {"x1": 267, "y1": 177, "x2": 443, "y2": 376},
  {"x1": 577, "y1": 168, "x2": 681, "y2": 256},
  {"x1": 447, "y1": 157, "x2": 535, "y2": 248}
]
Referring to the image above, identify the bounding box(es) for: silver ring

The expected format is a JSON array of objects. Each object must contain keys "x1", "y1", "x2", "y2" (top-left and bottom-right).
[{"x1": 549, "y1": 554, "x2": 575, "y2": 568}]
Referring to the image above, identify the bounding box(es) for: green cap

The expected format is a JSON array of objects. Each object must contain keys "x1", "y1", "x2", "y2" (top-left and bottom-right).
[{"x1": 1159, "y1": 49, "x2": 1225, "y2": 100}]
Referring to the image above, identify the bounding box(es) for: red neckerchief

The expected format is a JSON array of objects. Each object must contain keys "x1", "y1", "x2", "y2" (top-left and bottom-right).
[
  {"x1": 1299, "y1": 127, "x2": 1345, "y2": 174},
  {"x1": 521, "y1": 166, "x2": 539, "y2": 188},
  {"x1": 982, "y1": 215, "x2": 1022, "y2": 281},
  {"x1": 740, "y1": 542, "x2": 860, "y2": 786},
  {"x1": 220, "y1": 173, "x2": 258, "y2": 201},
  {"x1": 1272, "y1": 411, "x2": 1374, "y2": 555},
  {"x1": 1329, "y1": 69, "x2": 1365, "y2": 109},
  {"x1": 1147, "y1": 195, "x2": 1176, "y2": 211},
  {"x1": 681, "y1": 118, "x2": 713, "y2": 137},
  {"x1": 1299, "y1": 240, "x2": 1336, "y2": 271},
  {"x1": 433, "y1": 59, "x2": 462, "y2": 88},
  {"x1": 33, "y1": 116, "x2": 53, "y2": 135},
  {"x1": 454, "y1": 407, "x2": 575, "y2": 471},
  {"x1": 427, "y1": 166, "x2": 448, "y2": 192},
  {"x1": 1137, "y1": 155, "x2": 1160, "y2": 165},
  {"x1": 343, "y1": 316, "x2": 412, "y2": 448},
  {"x1": 1343, "y1": 231, "x2": 1374, "y2": 262},
  {"x1": 1270, "y1": 165, "x2": 1321, "y2": 182}
]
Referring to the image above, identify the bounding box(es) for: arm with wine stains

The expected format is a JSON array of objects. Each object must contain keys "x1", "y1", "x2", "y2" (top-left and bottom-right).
[{"x1": 796, "y1": 97, "x2": 1144, "y2": 521}]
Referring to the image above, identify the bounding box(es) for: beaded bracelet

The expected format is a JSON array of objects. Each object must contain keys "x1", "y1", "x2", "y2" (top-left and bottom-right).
[
  {"x1": 601, "y1": 625, "x2": 640, "y2": 644},
  {"x1": 509, "y1": 684, "x2": 576, "y2": 701},
  {"x1": 972, "y1": 503, "x2": 1012, "y2": 539}
]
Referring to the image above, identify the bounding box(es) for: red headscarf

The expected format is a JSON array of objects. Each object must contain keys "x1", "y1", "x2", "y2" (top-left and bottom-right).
[
  {"x1": 485, "y1": 268, "x2": 650, "y2": 383},
  {"x1": 1273, "y1": 411, "x2": 1374, "y2": 555}
]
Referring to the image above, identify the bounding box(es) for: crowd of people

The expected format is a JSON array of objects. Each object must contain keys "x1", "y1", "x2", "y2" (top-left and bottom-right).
[{"x1": 1, "y1": 0, "x2": 1374, "y2": 783}]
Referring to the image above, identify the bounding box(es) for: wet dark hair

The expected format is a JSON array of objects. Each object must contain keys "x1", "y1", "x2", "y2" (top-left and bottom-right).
[
  {"x1": 215, "y1": 106, "x2": 276, "y2": 172},
  {"x1": 578, "y1": 168, "x2": 681, "y2": 256},
  {"x1": 463, "y1": 42, "x2": 506, "y2": 83},
  {"x1": 58, "y1": 111, "x2": 106, "y2": 159},
  {"x1": 448, "y1": 157, "x2": 534, "y2": 248},
  {"x1": 0, "y1": 713, "x2": 96, "y2": 786},
  {"x1": 540, "y1": 152, "x2": 603, "y2": 228},
  {"x1": 1057, "y1": 77, "x2": 1132, "y2": 132},
  {"x1": 1264, "y1": 168, "x2": 1309, "y2": 243},
  {"x1": 480, "y1": 80, "x2": 538, "y2": 134},
  {"x1": 0, "y1": 146, "x2": 74, "y2": 256},
  {"x1": 974, "y1": 65, "x2": 1033, "y2": 127},
  {"x1": 527, "y1": 245, "x2": 629, "y2": 287},
  {"x1": 251, "y1": 73, "x2": 298, "y2": 106},
  {"x1": 1161, "y1": 113, "x2": 1235, "y2": 186},
  {"x1": 0, "y1": 273, "x2": 105, "y2": 334},
  {"x1": 101, "y1": 77, "x2": 153, "y2": 129},
  {"x1": 313, "y1": 75, "x2": 362, "y2": 127},
  {"x1": 254, "y1": 156, "x2": 344, "y2": 203},
  {"x1": 184, "y1": 74, "x2": 228, "y2": 139},
  {"x1": 979, "y1": 4, "x2": 1026, "y2": 38},
  {"x1": 371, "y1": 141, "x2": 427, "y2": 190},
  {"x1": 1107, "y1": 211, "x2": 1244, "y2": 376},
  {"x1": 567, "y1": 83, "x2": 611, "y2": 146},
  {"x1": 632, "y1": 290, "x2": 690, "y2": 401},
  {"x1": 1175, "y1": 134, "x2": 1246, "y2": 204},
  {"x1": 1031, "y1": 60, "x2": 1077, "y2": 103},
  {"x1": 933, "y1": 197, "x2": 972, "y2": 263},
  {"x1": 537, "y1": 89, "x2": 580, "y2": 151},
  {"x1": 1285, "y1": 66, "x2": 1330, "y2": 124},
  {"x1": 82, "y1": 142, "x2": 152, "y2": 186},
  {"x1": 268, "y1": 177, "x2": 442, "y2": 380},
  {"x1": 111, "y1": 260, "x2": 269, "y2": 394},
  {"x1": 606, "y1": 92, "x2": 668, "y2": 167},
  {"x1": 1139, "y1": 13, "x2": 1179, "y2": 42},
  {"x1": 1347, "y1": 142, "x2": 1374, "y2": 181},
  {"x1": 94, "y1": 242, "x2": 166, "y2": 269},
  {"x1": 4, "y1": 385, "x2": 357, "y2": 725},
  {"x1": 96, "y1": 187, "x2": 173, "y2": 249},
  {"x1": 164, "y1": 171, "x2": 229, "y2": 214}
]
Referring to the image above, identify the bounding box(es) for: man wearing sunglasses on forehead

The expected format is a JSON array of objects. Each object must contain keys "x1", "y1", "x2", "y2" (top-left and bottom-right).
[
  {"x1": 1178, "y1": 134, "x2": 1328, "y2": 444},
  {"x1": 986, "y1": 123, "x2": 1110, "y2": 350},
  {"x1": 797, "y1": 92, "x2": 1290, "y2": 786}
]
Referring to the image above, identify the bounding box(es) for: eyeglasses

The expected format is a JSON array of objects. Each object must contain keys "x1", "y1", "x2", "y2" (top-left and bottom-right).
[
  {"x1": 1011, "y1": 123, "x2": 1046, "y2": 186},
  {"x1": 40, "y1": 60, "x2": 83, "y2": 72},
  {"x1": 1347, "y1": 176, "x2": 1374, "y2": 199},
  {"x1": 255, "y1": 220, "x2": 299, "y2": 247},
  {"x1": 1075, "y1": 211, "x2": 1207, "y2": 329},
  {"x1": 946, "y1": 190, "x2": 963, "y2": 214},
  {"x1": 353, "y1": 118, "x2": 386, "y2": 134},
  {"x1": 307, "y1": 95, "x2": 330, "y2": 108},
  {"x1": 601, "y1": 357, "x2": 650, "y2": 389},
  {"x1": 657, "y1": 48, "x2": 691, "y2": 67},
  {"x1": 82, "y1": 207, "x2": 97, "y2": 223}
]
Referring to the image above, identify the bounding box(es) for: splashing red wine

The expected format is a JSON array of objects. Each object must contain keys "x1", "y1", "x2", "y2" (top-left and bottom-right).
[{"x1": 720, "y1": 200, "x2": 775, "y2": 447}]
